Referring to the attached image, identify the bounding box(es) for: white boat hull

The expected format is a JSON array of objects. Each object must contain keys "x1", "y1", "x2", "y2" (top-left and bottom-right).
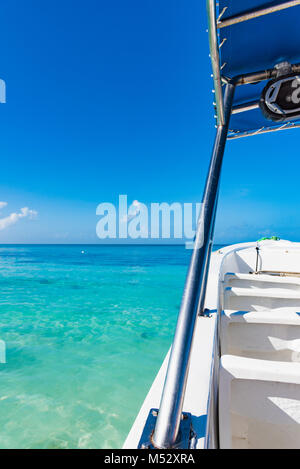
[{"x1": 124, "y1": 240, "x2": 300, "y2": 449}]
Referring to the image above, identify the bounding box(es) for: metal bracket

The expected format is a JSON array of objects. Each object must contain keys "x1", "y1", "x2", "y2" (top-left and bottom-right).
[
  {"x1": 199, "y1": 308, "x2": 213, "y2": 318},
  {"x1": 138, "y1": 409, "x2": 193, "y2": 449},
  {"x1": 275, "y1": 61, "x2": 293, "y2": 77}
]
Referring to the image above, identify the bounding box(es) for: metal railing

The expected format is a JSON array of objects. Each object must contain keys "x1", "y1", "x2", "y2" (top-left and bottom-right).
[{"x1": 151, "y1": 82, "x2": 236, "y2": 449}]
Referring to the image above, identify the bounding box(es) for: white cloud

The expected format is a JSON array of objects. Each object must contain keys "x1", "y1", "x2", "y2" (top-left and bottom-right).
[
  {"x1": 0, "y1": 202, "x2": 7, "y2": 210},
  {"x1": 0, "y1": 206, "x2": 38, "y2": 231}
]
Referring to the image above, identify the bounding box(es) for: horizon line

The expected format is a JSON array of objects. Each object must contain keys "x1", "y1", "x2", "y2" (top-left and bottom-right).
[{"x1": 0, "y1": 242, "x2": 229, "y2": 246}]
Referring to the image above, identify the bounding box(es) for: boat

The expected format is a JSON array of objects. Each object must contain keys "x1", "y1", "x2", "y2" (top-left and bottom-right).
[{"x1": 123, "y1": 0, "x2": 300, "y2": 450}]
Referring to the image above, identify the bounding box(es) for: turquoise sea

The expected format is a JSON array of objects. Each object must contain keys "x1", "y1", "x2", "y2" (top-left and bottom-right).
[{"x1": 0, "y1": 244, "x2": 223, "y2": 449}]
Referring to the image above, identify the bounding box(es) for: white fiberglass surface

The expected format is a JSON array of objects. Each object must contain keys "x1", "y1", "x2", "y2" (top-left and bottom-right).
[{"x1": 219, "y1": 241, "x2": 300, "y2": 449}]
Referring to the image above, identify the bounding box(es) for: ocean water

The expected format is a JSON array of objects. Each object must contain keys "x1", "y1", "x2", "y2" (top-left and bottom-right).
[{"x1": 0, "y1": 244, "x2": 223, "y2": 449}]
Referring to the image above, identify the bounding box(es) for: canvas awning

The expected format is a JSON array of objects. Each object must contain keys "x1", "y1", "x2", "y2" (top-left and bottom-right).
[{"x1": 207, "y1": 1, "x2": 300, "y2": 138}]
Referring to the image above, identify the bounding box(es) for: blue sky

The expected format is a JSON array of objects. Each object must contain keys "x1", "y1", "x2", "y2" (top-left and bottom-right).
[{"x1": 0, "y1": 0, "x2": 299, "y2": 244}]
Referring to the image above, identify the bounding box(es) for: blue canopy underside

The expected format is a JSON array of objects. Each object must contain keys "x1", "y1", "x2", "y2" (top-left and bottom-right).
[{"x1": 217, "y1": 0, "x2": 300, "y2": 132}]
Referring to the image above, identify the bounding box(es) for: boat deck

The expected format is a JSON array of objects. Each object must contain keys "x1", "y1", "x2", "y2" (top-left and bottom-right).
[{"x1": 124, "y1": 241, "x2": 300, "y2": 449}]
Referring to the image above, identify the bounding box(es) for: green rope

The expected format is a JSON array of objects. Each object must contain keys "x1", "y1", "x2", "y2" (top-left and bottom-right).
[{"x1": 257, "y1": 236, "x2": 280, "y2": 242}]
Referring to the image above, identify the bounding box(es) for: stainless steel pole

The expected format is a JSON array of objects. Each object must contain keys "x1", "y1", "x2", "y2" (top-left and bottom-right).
[
  {"x1": 207, "y1": 0, "x2": 225, "y2": 126},
  {"x1": 152, "y1": 82, "x2": 235, "y2": 449}
]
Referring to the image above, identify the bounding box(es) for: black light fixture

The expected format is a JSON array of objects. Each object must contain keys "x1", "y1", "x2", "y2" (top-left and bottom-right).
[{"x1": 260, "y1": 63, "x2": 300, "y2": 122}]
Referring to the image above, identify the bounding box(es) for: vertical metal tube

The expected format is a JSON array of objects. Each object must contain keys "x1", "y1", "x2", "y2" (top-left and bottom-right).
[
  {"x1": 152, "y1": 83, "x2": 235, "y2": 449},
  {"x1": 207, "y1": 0, "x2": 225, "y2": 125},
  {"x1": 197, "y1": 203, "x2": 218, "y2": 317}
]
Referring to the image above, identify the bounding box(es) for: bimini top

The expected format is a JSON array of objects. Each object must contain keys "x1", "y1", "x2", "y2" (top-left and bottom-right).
[{"x1": 207, "y1": 0, "x2": 300, "y2": 138}]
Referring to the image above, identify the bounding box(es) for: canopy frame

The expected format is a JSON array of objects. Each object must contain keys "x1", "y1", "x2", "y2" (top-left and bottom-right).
[
  {"x1": 207, "y1": 0, "x2": 300, "y2": 137},
  {"x1": 218, "y1": 0, "x2": 300, "y2": 29},
  {"x1": 228, "y1": 122, "x2": 300, "y2": 139}
]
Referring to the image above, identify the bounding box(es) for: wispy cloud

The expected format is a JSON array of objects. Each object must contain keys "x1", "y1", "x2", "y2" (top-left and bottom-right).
[{"x1": 0, "y1": 205, "x2": 38, "y2": 231}]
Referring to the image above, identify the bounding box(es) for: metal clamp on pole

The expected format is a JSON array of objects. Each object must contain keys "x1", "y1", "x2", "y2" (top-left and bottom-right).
[{"x1": 140, "y1": 83, "x2": 236, "y2": 450}]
